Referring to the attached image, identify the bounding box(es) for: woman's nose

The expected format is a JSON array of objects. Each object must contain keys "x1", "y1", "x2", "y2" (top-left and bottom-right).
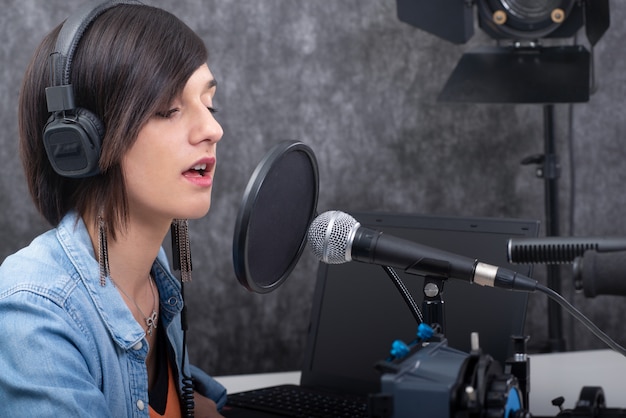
[{"x1": 193, "y1": 107, "x2": 223, "y2": 144}]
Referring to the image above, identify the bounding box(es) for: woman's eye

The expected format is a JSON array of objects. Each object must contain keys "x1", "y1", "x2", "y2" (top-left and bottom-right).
[{"x1": 155, "y1": 108, "x2": 179, "y2": 118}]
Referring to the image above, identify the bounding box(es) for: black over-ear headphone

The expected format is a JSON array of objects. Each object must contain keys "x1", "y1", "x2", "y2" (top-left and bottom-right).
[{"x1": 43, "y1": 0, "x2": 141, "y2": 178}]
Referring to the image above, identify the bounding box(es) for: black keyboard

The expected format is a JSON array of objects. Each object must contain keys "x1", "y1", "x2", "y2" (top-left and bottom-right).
[{"x1": 226, "y1": 384, "x2": 369, "y2": 418}]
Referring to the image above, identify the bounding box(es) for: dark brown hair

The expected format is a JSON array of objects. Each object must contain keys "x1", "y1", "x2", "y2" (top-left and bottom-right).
[{"x1": 19, "y1": 4, "x2": 208, "y2": 236}]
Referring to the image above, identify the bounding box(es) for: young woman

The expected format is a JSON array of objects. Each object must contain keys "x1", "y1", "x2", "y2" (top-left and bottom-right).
[{"x1": 0, "y1": 1, "x2": 226, "y2": 416}]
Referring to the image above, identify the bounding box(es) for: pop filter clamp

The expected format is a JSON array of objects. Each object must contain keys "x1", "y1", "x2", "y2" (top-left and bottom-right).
[{"x1": 233, "y1": 140, "x2": 319, "y2": 293}]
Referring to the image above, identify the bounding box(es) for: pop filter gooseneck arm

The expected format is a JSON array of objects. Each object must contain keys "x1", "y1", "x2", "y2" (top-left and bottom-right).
[{"x1": 233, "y1": 140, "x2": 319, "y2": 293}]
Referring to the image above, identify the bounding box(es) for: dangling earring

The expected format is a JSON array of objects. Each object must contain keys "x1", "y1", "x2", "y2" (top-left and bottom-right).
[
  {"x1": 98, "y1": 215, "x2": 110, "y2": 287},
  {"x1": 171, "y1": 219, "x2": 192, "y2": 282}
]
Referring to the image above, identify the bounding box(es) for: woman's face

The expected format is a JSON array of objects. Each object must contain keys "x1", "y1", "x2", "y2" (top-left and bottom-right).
[{"x1": 122, "y1": 63, "x2": 223, "y2": 224}]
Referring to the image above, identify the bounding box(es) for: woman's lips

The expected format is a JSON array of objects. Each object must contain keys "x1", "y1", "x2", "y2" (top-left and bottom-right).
[{"x1": 183, "y1": 158, "x2": 215, "y2": 187}]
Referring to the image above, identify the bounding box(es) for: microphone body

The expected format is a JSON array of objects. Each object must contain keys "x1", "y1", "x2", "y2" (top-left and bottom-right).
[
  {"x1": 507, "y1": 236, "x2": 626, "y2": 264},
  {"x1": 573, "y1": 251, "x2": 626, "y2": 297},
  {"x1": 350, "y1": 225, "x2": 477, "y2": 282},
  {"x1": 308, "y1": 211, "x2": 538, "y2": 292}
]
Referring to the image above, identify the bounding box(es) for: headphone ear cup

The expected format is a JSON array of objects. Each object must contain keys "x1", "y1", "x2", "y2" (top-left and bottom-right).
[{"x1": 43, "y1": 107, "x2": 105, "y2": 178}]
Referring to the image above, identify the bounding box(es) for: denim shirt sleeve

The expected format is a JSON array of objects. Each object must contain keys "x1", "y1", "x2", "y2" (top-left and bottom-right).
[{"x1": 0, "y1": 283, "x2": 120, "y2": 417}]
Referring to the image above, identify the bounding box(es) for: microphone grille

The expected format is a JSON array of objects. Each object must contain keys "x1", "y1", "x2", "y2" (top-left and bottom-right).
[{"x1": 307, "y1": 211, "x2": 359, "y2": 264}]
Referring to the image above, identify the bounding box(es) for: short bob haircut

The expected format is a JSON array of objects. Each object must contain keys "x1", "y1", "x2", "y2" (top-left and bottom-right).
[{"x1": 19, "y1": 4, "x2": 208, "y2": 237}]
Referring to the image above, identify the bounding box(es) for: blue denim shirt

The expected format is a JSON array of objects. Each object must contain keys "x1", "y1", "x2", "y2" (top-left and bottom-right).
[{"x1": 0, "y1": 211, "x2": 226, "y2": 417}]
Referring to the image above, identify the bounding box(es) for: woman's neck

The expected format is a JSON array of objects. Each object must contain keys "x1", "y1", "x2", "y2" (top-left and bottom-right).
[{"x1": 86, "y1": 212, "x2": 171, "y2": 296}]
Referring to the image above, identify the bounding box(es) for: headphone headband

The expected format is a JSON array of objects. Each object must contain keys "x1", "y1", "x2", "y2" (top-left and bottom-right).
[{"x1": 47, "y1": 0, "x2": 142, "y2": 110}]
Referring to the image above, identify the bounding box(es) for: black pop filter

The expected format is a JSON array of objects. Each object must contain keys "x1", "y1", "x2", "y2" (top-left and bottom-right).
[{"x1": 233, "y1": 140, "x2": 319, "y2": 293}]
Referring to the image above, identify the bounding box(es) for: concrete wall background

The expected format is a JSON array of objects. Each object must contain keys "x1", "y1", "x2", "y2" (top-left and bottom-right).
[{"x1": 1, "y1": 0, "x2": 625, "y2": 376}]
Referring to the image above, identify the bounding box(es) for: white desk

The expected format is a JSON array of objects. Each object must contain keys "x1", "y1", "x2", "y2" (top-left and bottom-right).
[
  {"x1": 528, "y1": 349, "x2": 626, "y2": 416},
  {"x1": 216, "y1": 370, "x2": 300, "y2": 394},
  {"x1": 215, "y1": 349, "x2": 626, "y2": 417}
]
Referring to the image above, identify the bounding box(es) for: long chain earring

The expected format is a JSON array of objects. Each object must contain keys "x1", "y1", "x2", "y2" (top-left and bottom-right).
[
  {"x1": 98, "y1": 216, "x2": 110, "y2": 287},
  {"x1": 171, "y1": 219, "x2": 192, "y2": 282}
]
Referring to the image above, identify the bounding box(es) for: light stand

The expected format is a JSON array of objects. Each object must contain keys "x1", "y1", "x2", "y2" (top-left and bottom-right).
[
  {"x1": 542, "y1": 105, "x2": 565, "y2": 351},
  {"x1": 521, "y1": 104, "x2": 567, "y2": 351}
]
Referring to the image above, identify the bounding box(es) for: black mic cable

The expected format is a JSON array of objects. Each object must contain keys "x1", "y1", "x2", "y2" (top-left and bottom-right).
[{"x1": 534, "y1": 282, "x2": 626, "y2": 356}]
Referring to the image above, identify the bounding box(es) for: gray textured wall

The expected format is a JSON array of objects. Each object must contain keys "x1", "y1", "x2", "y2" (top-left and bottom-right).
[{"x1": 1, "y1": 0, "x2": 625, "y2": 377}]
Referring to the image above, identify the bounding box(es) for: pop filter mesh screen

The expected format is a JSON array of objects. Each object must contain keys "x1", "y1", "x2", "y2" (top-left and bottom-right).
[{"x1": 245, "y1": 148, "x2": 317, "y2": 289}]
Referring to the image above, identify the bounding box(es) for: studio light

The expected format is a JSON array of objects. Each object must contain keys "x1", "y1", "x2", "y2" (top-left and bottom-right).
[{"x1": 396, "y1": 0, "x2": 610, "y2": 103}]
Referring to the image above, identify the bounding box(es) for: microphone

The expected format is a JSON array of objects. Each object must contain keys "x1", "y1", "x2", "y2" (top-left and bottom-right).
[
  {"x1": 507, "y1": 236, "x2": 626, "y2": 264},
  {"x1": 307, "y1": 211, "x2": 538, "y2": 292},
  {"x1": 573, "y1": 251, "x2": 626, "y2": 298}
]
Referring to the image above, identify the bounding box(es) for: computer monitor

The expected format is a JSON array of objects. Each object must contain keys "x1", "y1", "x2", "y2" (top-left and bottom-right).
[{"x1": 301, "y1": 212, "x2": 540, "y2": 395}]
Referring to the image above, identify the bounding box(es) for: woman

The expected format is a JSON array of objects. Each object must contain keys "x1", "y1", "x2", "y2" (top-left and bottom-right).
[{"x1": 0, "y1": 1, "x2": 226, "y2": 417}]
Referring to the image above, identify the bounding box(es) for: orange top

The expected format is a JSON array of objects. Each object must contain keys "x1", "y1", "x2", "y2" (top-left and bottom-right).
[{"x1": 149, "y1": 361, "x2": 182, "y2": 418}]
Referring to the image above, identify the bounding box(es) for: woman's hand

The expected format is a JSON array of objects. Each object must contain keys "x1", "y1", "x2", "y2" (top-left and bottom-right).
[{"x1": 193, "y1": 392, "x2": 224, "y2": 418}]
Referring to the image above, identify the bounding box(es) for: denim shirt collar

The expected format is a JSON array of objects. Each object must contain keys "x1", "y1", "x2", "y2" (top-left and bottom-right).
[{"x1": 56, "y1": 211, "x2": 184, "y2": 351}]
